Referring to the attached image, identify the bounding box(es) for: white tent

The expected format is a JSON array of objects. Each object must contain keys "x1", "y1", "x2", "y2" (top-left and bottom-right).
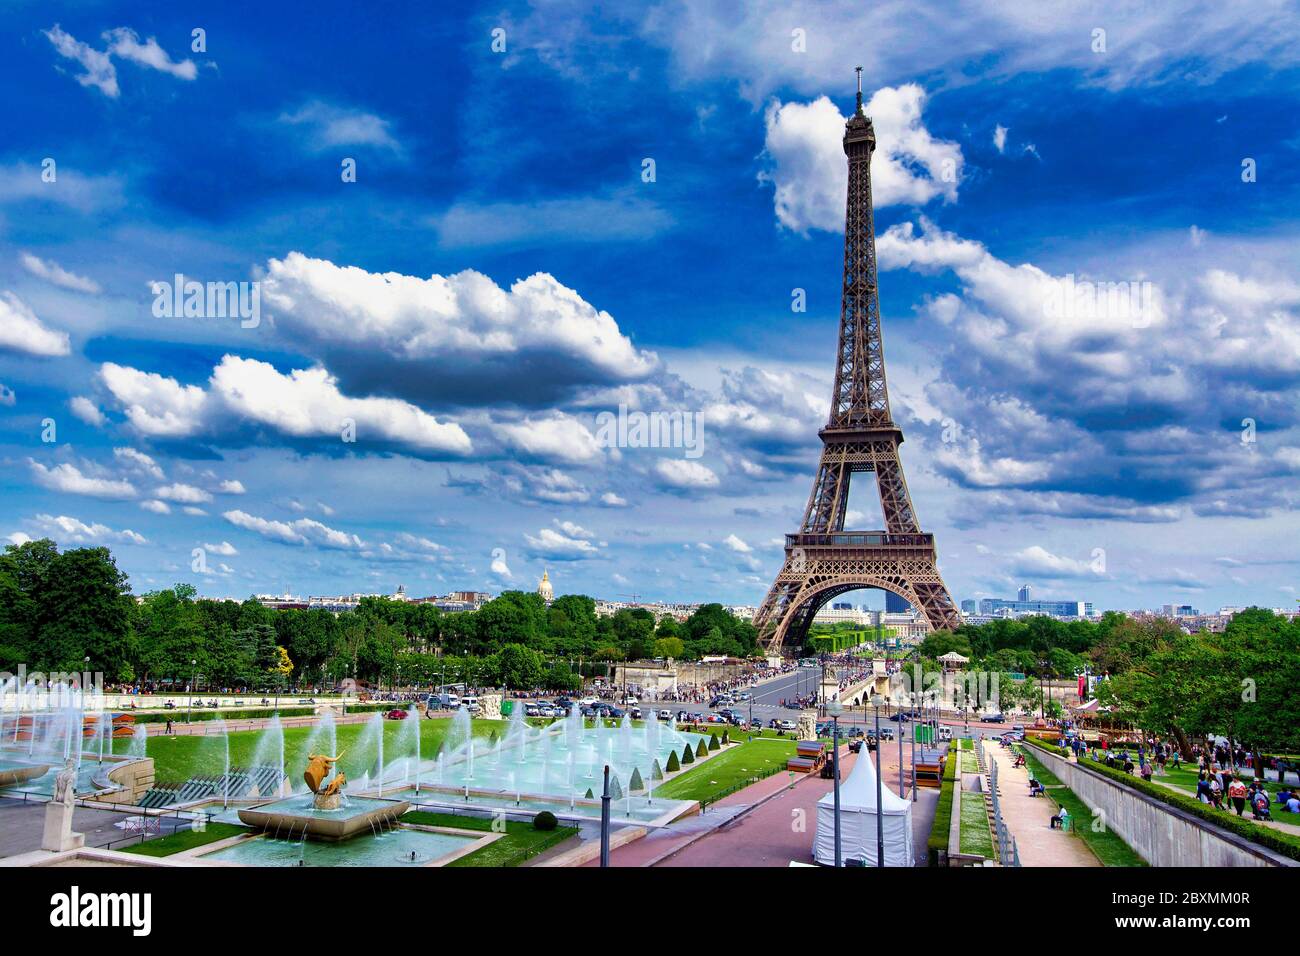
[{"x1": 814, "y1": 748, "x2": 914, "y2": 867}]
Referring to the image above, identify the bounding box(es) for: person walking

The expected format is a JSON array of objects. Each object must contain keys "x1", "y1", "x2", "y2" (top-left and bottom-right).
[
  {"x1": 1228, "y1": 776, "x2": 1248, "y2": 816},
  {"x1": 165, "y1": 716, "x2": 174, "y2": 736}
]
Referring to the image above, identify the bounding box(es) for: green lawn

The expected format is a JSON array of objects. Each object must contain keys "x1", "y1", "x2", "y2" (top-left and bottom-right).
[
  {"x1": 120, "y1": 822, "x2": 246, "y2": 857},
  {"x1": 959, "y1": 792, "x2": 994, "y2": 858},
  {"x1": 654, "y1": 738, "x2": 797, "y2": 805},
  {"x1": 1020, "y1": 749, "x2": 1147, "y2": 867},
  {"x1": 131, "y1": 717, "x2": 501, "y2": 785},
  {"x1": 402, "y1": 811, "x2": 577, "y2": 866},
  {"x1": 960, "y1": 752, "x2": 980, "y2": 773}
]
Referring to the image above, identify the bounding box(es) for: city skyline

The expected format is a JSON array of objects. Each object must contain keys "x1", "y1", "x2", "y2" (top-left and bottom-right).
[{"x1": 3, "y1": 3, "x2": 1300, "y2": 613}]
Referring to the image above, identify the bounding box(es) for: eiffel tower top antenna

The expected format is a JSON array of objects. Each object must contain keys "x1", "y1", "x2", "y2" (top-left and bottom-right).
[{"x1": 855, "y1": 66, "x2": 863, "y2": 111}]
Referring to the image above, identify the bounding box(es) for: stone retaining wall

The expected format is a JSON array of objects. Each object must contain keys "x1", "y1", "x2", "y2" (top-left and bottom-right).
[{"x1": 1025, "y1": 742, "x2": 1295, "y2": 868}]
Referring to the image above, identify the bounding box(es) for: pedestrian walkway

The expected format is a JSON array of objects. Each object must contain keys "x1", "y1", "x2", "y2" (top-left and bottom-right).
[
  {"x1": 985, "y1": 742, "x2": 1097, "y2": 867},
  {"x1": 585, "y1": 740, "x2": 937, "y2": 867},
  {"x1": 1146, "y1": 776, "x2": 1300, "y2": 838}
]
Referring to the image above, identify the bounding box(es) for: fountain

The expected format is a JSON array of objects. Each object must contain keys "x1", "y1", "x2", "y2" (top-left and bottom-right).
[{"x1": 237, "y1": 750, "x2": 409, "y2": 841}]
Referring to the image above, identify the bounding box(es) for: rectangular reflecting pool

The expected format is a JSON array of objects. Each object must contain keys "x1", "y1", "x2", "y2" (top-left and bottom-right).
[{"x1": 204, "y1": 827, "x2": 481, "y2": 867}]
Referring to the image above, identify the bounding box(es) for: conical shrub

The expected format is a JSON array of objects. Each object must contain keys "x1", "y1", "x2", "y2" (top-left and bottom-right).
[
  {"x1": 681, "y1": 746, "x2": 695, "y2": 765},
  {"x1": 652, "y1": 758, "x2": 664, "y2": 780},
  {"x1": 629, "y1": 767, "x2": 644, "y2": 792},
  {"x1": 708, "y1": 734, "x2": 720, "y2": 751},
  {"x1": 665, "y1": 751, "x2": 680, "y2": 772},
  {"x1": 696, "y1": 740, "x2": 708, "y2": 758},
  {"x1": 608, "y1": 774, "x2": 624, "y2": 800}
]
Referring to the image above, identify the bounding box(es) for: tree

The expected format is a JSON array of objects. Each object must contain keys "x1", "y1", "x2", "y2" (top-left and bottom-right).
[
  {"x1": 653, "y1": 636, "x2": 685, "y2": 660},
  {"x1": 495, "y1": 644, "x2": 545, "y2": 690},
  {"x1": 40, "y1": 546, "x2": 135, "y2": 679}
]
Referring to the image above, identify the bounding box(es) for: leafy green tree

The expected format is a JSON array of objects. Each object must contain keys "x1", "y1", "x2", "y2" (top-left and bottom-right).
[
  {"x1": 495, "y1": 643, "x2": 545, "y2": 690},
  {"x1": 40, "y1": 546, "x2": 135, "y2": 679}
]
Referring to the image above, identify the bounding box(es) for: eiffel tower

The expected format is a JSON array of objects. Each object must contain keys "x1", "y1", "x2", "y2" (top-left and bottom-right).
[{"x1": 754, "y1": 69, "x2": 961, "y2": 654}]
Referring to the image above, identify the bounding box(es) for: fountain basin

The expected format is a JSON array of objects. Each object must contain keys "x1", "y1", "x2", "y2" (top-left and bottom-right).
[
  {"x1": 238, "y1": 794, "x2": 410, "y2": 841},
  {"x1": 0, "y1": 760, "x2": 52, "y2": 788},
  {"x1": 202, "y1": 826, "x2": 481, "y2": 866}
]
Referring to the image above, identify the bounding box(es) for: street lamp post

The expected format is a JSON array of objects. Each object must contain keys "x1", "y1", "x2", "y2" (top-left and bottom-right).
[
  {"x1": 872, "y1": 694, "x2": 885, "y2": 867},
  {"x1": 911, "y1": 692, "x2": 919, "y2": 802},
  {"x1": 188, "y1": 659, "x2": 197, "y2": 726},
  {"x1": 828, "y1": 699, "x2": 843, "y2": 867},
  {"x1": 600, "y1": 764, "x2": 612, "y2": 867},
  {"x1": 898, "y1": 691, "x2": 906, "y2": 798}
]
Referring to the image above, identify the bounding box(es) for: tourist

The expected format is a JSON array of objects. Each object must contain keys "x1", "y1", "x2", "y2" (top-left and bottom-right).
[
  {"x1": 1049, "y1": 805, "x2": 1068, "y2": 830},
  {"x1": 1228, "y1": 776, "x2": 1248, "y2": 816},
  {"x1": 1287, "y1": 793, "x2": 1300, "y2": 814},
  {"x1": 165, "y1": 717, "x2": 173, "y2": 735}
]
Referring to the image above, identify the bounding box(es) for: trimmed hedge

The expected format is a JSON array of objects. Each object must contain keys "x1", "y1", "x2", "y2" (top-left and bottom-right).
[
  {"x1": 681, "y1": 746, "x2": 695, "y2": 765},
  {"x1": 926, "y1": 752, "x2": 959, "y2": 864},
  {"x1": 1024, "y1": 737, "x2": 1300, "y2": 863},
  {"x1": 696, "y1": 740, "x2": 708, "y2": 758},
  {"x1": 665, "y1": 751, "x2": 680, "y2": 772},
  {"x1": 533, "y1": 810, "x2": 558, "y2": 831},
  {"x1": 133, "y1": 706, "x2": 317, "y2": 724}
]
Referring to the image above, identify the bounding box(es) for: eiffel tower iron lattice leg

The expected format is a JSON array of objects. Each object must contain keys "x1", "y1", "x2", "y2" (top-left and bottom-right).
[{"x1": 754, "y1": 70, "x2": 959, "y2": 654}]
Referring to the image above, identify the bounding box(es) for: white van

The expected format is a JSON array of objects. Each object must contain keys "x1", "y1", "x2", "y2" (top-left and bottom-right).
[
  {"x1": 938, "y1": 726, "x2": 953, "y2": 742},
  {"x1": 461, "y1": 696, "x2": 481, "y2": 715}
]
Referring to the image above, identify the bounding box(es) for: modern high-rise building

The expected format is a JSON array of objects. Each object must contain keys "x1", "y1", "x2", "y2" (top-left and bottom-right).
[
  {"x1": 978, "y1": 597, "x2": 1093, "y2": 619},
  {"x1": 885, "y1": 590, "x2": 912, "y2": 613},
  {"x1": 960, "y1": 599, "x2": 978, "y2": 614},
  {"x1": 1017, "y1": 584, "x2": 1032, "y2": 602}
]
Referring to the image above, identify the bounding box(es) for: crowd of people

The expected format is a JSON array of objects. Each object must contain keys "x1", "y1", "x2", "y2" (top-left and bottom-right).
[{"x1": 1061, "y1": 733, "x2": 1300, "y2": 820}]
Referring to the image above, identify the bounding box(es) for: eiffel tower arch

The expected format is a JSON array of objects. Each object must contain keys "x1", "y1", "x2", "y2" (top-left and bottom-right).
[{"x1": 754, "y1": 70, "x2": 960, "y2": 655}]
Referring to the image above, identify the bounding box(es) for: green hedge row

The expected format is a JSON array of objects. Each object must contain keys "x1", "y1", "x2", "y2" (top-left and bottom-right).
[
  {"x1": 927, "y1": 751, "x2": 959, "y2": 863},
  {"x1": 132, "y1": 706, "x2": 317, "y2": 724},
  {"x1": 1024, "y1": 737, "x2": 1300, "y2": 863}
]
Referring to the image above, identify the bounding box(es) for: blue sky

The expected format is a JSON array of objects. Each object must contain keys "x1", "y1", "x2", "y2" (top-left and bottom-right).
[{"x1": 3, "y1": 0, "x2": 1299, "y2": 613}]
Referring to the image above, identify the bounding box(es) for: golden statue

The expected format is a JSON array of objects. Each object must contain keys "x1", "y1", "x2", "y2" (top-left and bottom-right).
[{"x1": 304, "y1": 752, "x2": 346, "y2": 798}]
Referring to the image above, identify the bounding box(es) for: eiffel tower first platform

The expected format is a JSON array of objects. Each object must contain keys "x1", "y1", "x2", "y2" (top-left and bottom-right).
[{"x1": 754, "y1": 70, "x2": 961, "y2": 654}]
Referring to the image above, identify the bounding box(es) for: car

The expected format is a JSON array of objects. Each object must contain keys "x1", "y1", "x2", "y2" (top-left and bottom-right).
[
  {"x1": 980, "y1": 713, "x2": 1006, "y2": 723},
  {"x1": 384, "y1": 708, "x2": 408, "y2": 720},
  {"x1": 705, "y1": 713, "x2": 726, "y2": 723},
  {"x1": 887, "y1": 712, "x2": 912, "y2": 722},
  {"x1": 579, "y1": 696, "x2": 599, "y2": 707},
  {"x1": 735, "y1": 692, "x2": 752, "y2": 701},
  {"x1": 524, "y1": 703, "x2": 540, "y2": 717},
  {"x1": 607, "y1": 707, "x2": 626, "y2": 719},
  {"x1": 623, "y1": 694, "x2": 639, "y2": 705},
  {"x1": 630, "y1": 707, "x2": 642, "y2": 719},
  {"x1": 658, "y1": 709, "x2": 672, "y2": 721},
  {"x1": 938, "y1": 726, "x2": 953, "y2": 742},
  {"x1": 1011, "y1": 724, "x2": 1025, "y2": 733}
]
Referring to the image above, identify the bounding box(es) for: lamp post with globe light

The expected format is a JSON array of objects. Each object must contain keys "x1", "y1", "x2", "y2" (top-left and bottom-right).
[
  {"x1": 871, "y1": 692, "x2": 885, "y2": 867},
  {"x1": 828, "y1": 698, "x2": 843, "y2": 866}
]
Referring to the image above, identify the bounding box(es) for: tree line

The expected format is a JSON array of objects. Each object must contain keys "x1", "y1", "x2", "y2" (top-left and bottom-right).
[
  {"x1": 916, "y1": 610, "x2": 1300, "y2": 754},
  {"x1": 0, "y1": 539, "x2": 760, "y2": 691}
]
